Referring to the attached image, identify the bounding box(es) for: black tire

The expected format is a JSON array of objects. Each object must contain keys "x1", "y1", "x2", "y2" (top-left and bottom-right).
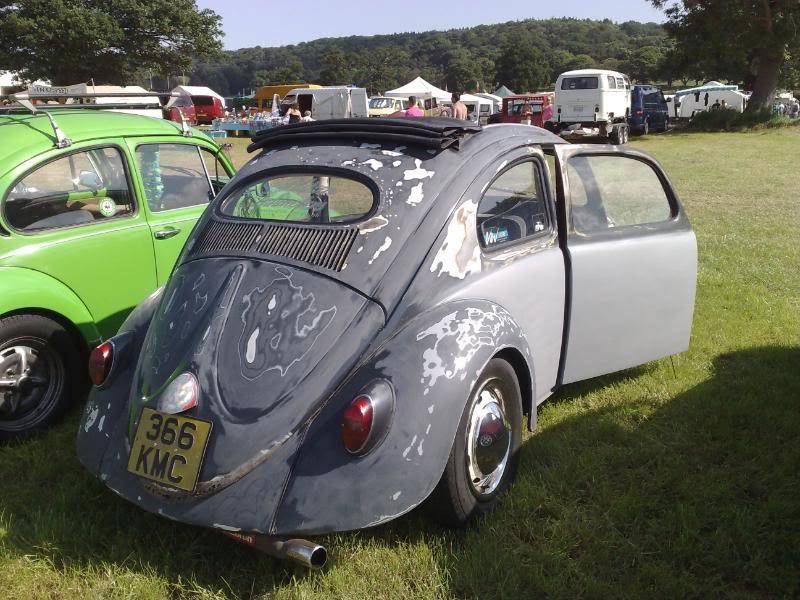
[
  {"x1": 0, "y1": 314, "x2": 82, "y2": 441},
  {"x1": 428, "y1": 358, "x2": 523, "y2": 527},
  {"x1": 610, "y1": 126, "x2": 622, "y2": 145}
]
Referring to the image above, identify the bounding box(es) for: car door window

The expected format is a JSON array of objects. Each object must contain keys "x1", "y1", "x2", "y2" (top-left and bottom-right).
[
  {"x1": 4, "y1": 146, "x2": 134, "y2": 232},
  {"x1": 135, "y1": 144, "x2": 213, "y2": 212},
  {"x1": 567, "y1": 155, "x2": 673, "y2": 234},
  {"x1": 477, "y1": 160, "x2": 549, "y2": 249}
]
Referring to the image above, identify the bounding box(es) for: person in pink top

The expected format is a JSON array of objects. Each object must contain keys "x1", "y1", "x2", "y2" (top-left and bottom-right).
[{"x1": 404, "y1": 96, "x2": 424, "y2": 117}]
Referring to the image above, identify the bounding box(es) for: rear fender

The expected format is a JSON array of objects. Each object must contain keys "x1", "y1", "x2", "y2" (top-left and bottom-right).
[
  {"x1": 0, "y1": 266, "x2": 100, "y2": 346},
  {"x1": 274, "y1": 299, "x2": 534, "y2": 535},
  {"x1": 76, "y1": 287, "x2": 164, "y2": 476}
]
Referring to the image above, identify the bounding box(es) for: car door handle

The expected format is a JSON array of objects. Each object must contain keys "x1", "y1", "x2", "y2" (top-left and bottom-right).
[{"x1": 154, "y1": 228, "x2": 180, "y2": 240}]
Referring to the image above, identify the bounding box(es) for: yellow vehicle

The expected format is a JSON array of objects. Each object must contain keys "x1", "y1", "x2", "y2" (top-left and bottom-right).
[
  {"x1": 254, "y1": 84, "x2": 321, "y2": 111},
  {"x1": 368, "y1": 96, "x2": 407, "y2": 117}
]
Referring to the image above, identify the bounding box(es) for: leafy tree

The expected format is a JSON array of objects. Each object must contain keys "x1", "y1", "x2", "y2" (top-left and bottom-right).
[
  {"x1": 621, "y1": 45, "x2": 665, "y2": 82},
  {"x1": 253, "y1": 56, "x2": 305, "y2": 86},
  {"x1": 319, "y1": 49, "x2": 353, "y2": 86},
  {"x1": 0, "y1": 0, "x2": 222, "y2": 85},
  {"x1": 494, "y1": 35, "x2": 551, "y2": 92},
  {"x1": 650, "y1": 0, "x2": 800, "y2": 112},
  {"x1": 445, "y1": 49, "x2": 481, "y2": 92},
  {"x1": 566, "y1": 54, "x2": 597, "y2": 71}
]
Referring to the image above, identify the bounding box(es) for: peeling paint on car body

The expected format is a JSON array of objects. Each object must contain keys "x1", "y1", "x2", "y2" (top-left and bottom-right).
[{"x1": 76, "y1": 121, "x2": 696, "y2": 542}]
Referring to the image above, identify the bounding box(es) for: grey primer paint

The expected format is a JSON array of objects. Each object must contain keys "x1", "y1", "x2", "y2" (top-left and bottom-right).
[{"x1": 76, "y1": 123, "x2": 697, "y2": 536}]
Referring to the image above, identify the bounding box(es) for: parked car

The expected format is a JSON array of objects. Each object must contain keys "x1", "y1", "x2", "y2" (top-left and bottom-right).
[
  {"x1": 0, "y1": 108, "x2": 234, "y2": 439},
  {"x1": 369, "y1": 96, "x2": 408, "y2": 117},
  {"x1": 550, "y1": 69, "x2": 632, "y2": 144},
  {"x1": 629, "y1": 85, "x2": 670, "y2": 134},
  {"x1": 498, "y1": 93, "x2": 555, "y2": 127},
  {"x1": 191, "y1": 95, "x2": 225, "y2": 125},
  {"x1": 163, "y1": 94, "x2": 198, "y2": 126},
  {"x1": 77, "y1": 118, "x2": 697, "y2": 570}
]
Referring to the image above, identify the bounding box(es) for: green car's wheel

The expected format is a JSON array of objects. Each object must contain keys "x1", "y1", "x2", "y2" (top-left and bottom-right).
[
  {"x1": 0, "y1": 314, "x2": 81, "y2": 441},
  {"x1": 429, "y1": 358, "x2": 523, "y2": 527}
]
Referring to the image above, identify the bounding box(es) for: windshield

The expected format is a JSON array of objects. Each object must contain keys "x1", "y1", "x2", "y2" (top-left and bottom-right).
[
  {"x1": 561, "y1": 77, "x2": 599, "y2": 90},
  {"x1": 370, "y1": 98, "x2": 394, "y2": 109},
  {"x1": 192, "y1": 95, "x2": 214, "y2": 106},
  {"x1": 221, "y1": 173, "x2": 375, "y2": 224}
]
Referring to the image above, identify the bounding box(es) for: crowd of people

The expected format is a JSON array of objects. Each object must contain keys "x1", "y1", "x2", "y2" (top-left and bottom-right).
[{"x1": 774, "y1": 97, "x2": 800, "y2": 118}]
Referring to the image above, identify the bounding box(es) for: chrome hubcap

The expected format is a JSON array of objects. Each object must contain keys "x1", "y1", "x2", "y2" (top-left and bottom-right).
[
  {"x1": 0, "y1": 345, "x2": 51, "y2": 419},
  {"x1": 466, "y1": 380, "x2": 511, "y2": 496}
]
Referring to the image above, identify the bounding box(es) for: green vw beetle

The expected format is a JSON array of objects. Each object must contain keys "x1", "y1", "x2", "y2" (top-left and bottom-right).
[{"x1": 0, "y1": 108, "x2": 235, "y2": 439}]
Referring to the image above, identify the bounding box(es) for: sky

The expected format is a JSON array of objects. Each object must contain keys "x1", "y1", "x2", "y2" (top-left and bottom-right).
[{"x1": 197, "y1": 0, "x2": 665, "y2": 50}]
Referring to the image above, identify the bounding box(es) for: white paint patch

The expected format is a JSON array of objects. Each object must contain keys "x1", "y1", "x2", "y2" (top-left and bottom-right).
[
  {"x1": 392, "y1": 160, "x2": 402, "y2": 167},
  {"x1": 356, "y1": 245, "x2": 364, "y2": 253},
  {"x1": 213, "y1": 524, "x2": 242, "y2": 532},
  {"x1": 428, "y1": 404, "x2": 434, "y2": 414},
  {"x1": 341, "y1": 159, "x2": 357, "y2": 166},
  {"x1": 417, "y1": 439, "x2": 425, "y2": 456},
  {"x1": 381, "y1": 149, "x2": 402, "y2": 157},
  {"x1": 360, "y1": 143, "x2": 382, "y2": 149},
  {"x1": 403, "y1": 159, "x2": 435, "y2": 181},
  {"x1": 84, "y1": 405, "x2": 99, "y2": 432},
  {"x1": 402, "y1": 435, "x2": 418, "y2": 458},
  {"x1": 429, "y1": 199, "x2": 481, "y2": 279},
  {"x1": 392, "y1": 491, "x2": 402, "y2": 500},
  {"x1": 98, "y1": 415, "x2": 105, "y2": 432},
  {"x1": 361, "y1": 158, "x2": 383, "y2": 171},
  {"x1": 406, "y1": 182, "x2": 424, "y2": 206},
  {"x1": 267, "y1": 295, "x2": 277, "y2": 311},
  {"x1": 245, "y1": 327, "x2": 260, "y2": 363},
  {"x1": 395, "y1": 181, "x2": 403, "y2": 187},
  {"x1": 425, "y1": 423, "x2": 432, "y2": 434},
  {"x1": 368, "y1": 236, "x2": 392, "y2": 264}
]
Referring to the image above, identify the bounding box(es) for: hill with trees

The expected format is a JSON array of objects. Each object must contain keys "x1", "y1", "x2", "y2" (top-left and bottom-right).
[{"x1": 189, "y1": 18, "x2": 673, "y2": 96}]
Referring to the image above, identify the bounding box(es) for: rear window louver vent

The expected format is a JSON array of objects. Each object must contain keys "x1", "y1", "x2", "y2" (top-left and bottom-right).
[
  {"x1": 194, "y1": 221, "x2": 263, "y2": 254},
  {"x1": 191, "y1": 220, "x2": 357, "y2": 272}
]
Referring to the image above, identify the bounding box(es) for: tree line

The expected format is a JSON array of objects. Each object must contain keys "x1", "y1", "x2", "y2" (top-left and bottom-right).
[{"x1": 189, "y1": 18, "x2": 674, "y2": 97}]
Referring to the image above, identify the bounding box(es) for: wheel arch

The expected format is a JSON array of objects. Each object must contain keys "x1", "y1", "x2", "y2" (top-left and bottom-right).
[
  {"x1": 0, "y1": 307, "x2": 89, "y2": 359},
  {"x1": 494, "y1": 346, "x2": 535, "y2": 431},
  {"x1": 0, "y1": 267, "x2": 101, "y2": 348}
]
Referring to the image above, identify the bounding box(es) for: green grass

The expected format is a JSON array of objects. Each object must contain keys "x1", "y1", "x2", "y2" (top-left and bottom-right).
[{"x1": 2, "y1": 129, "x2": 799, "y2": 599}]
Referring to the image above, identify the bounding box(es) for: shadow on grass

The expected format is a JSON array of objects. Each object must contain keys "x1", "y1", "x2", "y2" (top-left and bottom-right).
[{"x1": 0, "y1": 345, "x2": 797, "y2": 597}]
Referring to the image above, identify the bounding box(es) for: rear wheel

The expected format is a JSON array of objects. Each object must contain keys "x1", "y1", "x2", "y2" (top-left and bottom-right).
[
  {"x1": 429, "y1": 358, "x2": 523, "y2": 527},
  {"x1": 0, "y1": 314, "x2": 82, "y2": 441}
]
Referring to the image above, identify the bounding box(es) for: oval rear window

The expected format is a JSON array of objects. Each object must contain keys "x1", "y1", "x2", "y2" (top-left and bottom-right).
[{"x1": 221, "y1": 173, "x2": 375, "y2": 224}]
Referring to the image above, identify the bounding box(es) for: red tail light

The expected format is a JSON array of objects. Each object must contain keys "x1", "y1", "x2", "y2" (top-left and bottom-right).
[
  {"x1": 341, "y1": 395, "x2": 374, "y2": 454},
  {"x1": 636, "y1": 110, "x2": 644, "y2": 116},
  {"x1": 88, "y1": 341, "x2": 113, "y2": 386}
]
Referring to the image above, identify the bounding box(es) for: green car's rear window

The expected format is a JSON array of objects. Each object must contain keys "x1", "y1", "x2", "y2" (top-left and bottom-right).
[{"x1": 221, "y1": 173, "x2": 374, "y2": 224}]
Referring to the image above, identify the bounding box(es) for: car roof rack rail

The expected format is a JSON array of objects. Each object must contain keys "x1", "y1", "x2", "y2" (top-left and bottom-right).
[{"x1": 247, "y1": 117, "x2": 482, "y2": 153}]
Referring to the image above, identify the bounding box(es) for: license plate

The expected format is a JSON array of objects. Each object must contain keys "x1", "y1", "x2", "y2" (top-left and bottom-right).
[
  {"x1": 572, "y1": 105, "x2": 584, "y2": 113},
  {"x1": 127, "y1": 407, "x2": 212, "y2": 492}
]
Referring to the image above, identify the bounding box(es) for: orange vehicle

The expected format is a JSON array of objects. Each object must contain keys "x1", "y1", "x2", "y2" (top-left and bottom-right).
[
  {"x1": 254, "y1": 84, "x2": 321, "y2": 111},
  {"x1": 500, "y1": 93, "x2": 555, "y2": 127}
]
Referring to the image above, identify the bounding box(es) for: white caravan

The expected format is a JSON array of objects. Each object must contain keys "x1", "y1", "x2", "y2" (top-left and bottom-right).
[
  {"x1": 282, "y1": 87, "x2": 369, "y2": 120},
  {"x1": 669, "y1": 82, "x2": 747, "y2": 119},
  {"x1": 551, "y1": 69, "x2": 632, "y2": 143}
]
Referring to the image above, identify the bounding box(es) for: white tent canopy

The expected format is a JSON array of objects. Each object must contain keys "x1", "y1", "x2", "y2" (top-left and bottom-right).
[
  {"x1": 385, "y1": 77, "x2": 450, "y2": 101},
  {"x1": 171, "y1": 85, "x2": 225, "y2": 102}
]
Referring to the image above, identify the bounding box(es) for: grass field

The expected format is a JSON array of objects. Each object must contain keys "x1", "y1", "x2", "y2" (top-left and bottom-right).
[{"x1": 1, "y1": 129, "x2": 798, "y2": 599}]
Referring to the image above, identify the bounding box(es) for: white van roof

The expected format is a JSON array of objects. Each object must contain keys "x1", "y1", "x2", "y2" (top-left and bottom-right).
[{"x1": 558, "y1": 69, "x2": 629, "y2": 79}]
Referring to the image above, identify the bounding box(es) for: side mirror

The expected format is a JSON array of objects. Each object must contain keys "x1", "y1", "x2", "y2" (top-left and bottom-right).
[{"x1": 78, "y1": 170, "x2": 102, "y2": 190}]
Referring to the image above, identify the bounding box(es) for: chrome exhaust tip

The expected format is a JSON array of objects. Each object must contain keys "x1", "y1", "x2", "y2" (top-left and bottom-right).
[{"x1": 221, "y1": 531, "x2": 327, "y2": 570}]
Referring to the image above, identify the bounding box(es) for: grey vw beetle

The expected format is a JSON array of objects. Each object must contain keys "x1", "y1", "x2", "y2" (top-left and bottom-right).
[{"x1": 77, "y1": 119, "x2": 696, "y2": 569}]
